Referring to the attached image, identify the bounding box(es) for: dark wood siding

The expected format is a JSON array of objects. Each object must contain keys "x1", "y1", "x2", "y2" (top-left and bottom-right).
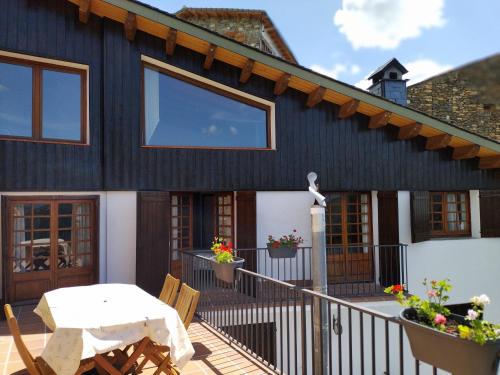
[
  {"x1": 0, "y1": 0, "x2": 103, "y2": 191},
  {"x1": 102, "y1": 20, "x2": 500, "y2": 191},
  {"x1": 136, "y1": 191, "x2": 171, "y2": 296},
  {"x1": 479, "y1": 190, "x2": 500, "y2": 237}
]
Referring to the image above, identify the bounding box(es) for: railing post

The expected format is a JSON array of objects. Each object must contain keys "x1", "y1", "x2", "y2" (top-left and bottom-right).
[{"x1": 311, "y1": 205, "x2": 329, "y2": 374}]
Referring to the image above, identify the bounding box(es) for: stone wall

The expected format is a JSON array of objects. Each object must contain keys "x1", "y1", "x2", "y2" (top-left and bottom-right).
[{"x1": 407, "y1": 54, "x2": 500, "y2": 142}]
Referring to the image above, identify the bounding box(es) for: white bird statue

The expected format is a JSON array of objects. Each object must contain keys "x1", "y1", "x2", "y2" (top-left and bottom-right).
[{"x1": 307, "y1": 172, "x2": 326, "y2": 207}]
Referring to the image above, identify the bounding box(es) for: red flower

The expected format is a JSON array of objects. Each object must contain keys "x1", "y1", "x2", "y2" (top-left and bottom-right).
[
  {"x1": 392, "y1": 284, "x2": 403, "y2": 293},
  {"x1": 272, "y1": 241, "x2": 280, "y2": 248}
]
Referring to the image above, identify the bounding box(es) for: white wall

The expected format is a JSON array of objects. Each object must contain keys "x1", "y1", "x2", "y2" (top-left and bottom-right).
[
  {"x1": 106, "y1": 192, "x2": 137, "y2": 284},
  {"x1": 398, "y1": 191, "x2": 500, "y2": 322}
]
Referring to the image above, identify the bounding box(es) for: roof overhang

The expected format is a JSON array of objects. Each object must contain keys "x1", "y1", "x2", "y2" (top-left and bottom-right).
[{"x1": 69, "y1": 0, "x2": 500, "y2": 169}]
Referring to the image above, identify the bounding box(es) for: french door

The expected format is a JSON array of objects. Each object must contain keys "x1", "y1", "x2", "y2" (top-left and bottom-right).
[
  {"x1": 3, "y1": 197, "x2": 98, "y2": 302},
  {"x1": 325, "y1": 192, "x2": 373, "y2": 283}
]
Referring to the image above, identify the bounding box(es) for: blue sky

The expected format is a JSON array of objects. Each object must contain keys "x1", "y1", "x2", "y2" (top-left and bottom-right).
[{"x1": 142, "y1": 0, "x2": 500, "y2": 88}]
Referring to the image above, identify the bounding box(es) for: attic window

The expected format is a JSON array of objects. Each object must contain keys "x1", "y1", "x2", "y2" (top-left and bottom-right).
[{"x1": 389, "y1": 72, "x2": 398, "y2": 79}]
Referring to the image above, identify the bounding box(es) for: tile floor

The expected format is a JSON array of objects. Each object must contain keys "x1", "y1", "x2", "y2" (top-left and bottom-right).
[{"x1": 0, "y1": 305, "x2": 275, "y2": 375}]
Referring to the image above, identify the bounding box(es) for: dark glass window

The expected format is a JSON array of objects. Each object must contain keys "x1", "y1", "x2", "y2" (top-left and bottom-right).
[
  {"x1": 143, "y1": 66, "x2": 270, "y2": 148},
  {"x1": 0, "y1": 62, "x2": 33, "y2": 137},
  {"x1": 42, "y1": 70, "x2": 82, "y2": 141},
  {"x1": 0, "y1": 56, "x2": 86, "y2": 143}
]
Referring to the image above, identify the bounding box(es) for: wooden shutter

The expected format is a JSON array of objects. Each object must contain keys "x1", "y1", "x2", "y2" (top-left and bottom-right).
[
  {"x1": 410, "y1": 191, "x2": 431, "y2": 243},
  {"x1": 377, "y1": 192, "x2": 400, "y2": 286},
  {"x1": 136, "y1": 191, "x2": 170, "y2": 296},
  {"x1": 480, "y1": 190, "x2": 500, "y2": 238},
  {"x1": 236, "y1": 191, "x2": 257, "y2": 272}
]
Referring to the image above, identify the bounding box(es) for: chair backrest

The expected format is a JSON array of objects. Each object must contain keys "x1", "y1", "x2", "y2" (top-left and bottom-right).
[
  {"x1": 159, "y1": 274, "x2": 180, "y2": 306},
  {"x1": 174, "y1": 283, "x2": 200, "y2": 329},
  {"x1": 4, "y1": 304, "x2": 41, "y2": 375}
]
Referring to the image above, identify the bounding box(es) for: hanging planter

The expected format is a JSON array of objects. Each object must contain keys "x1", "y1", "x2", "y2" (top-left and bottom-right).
[
  {"x1": 266, "y1": 230, "x2": 303, "y2": 259},
  {"x1": 210, "y1": 256, "x2": 245, "y2": 284},
  {"x1": 266, "y1": 245, "x2": 298, "y2": 259},
  {"x1": 385, "y1": 281, "x2": 500, "y2": 375},
  {"x1": 400, "y1": 308, "x2": 500, "y2": 375},
  {"x1": 210, "y1": 237, "x2": 245, "y2": 284}
]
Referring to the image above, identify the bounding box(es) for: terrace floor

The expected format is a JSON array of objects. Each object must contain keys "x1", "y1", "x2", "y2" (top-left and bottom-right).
[{"x1": 0, "y1": 304, "x2": 275, "y2": 375}]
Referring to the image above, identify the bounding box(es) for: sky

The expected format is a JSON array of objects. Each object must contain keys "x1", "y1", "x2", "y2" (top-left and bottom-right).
[{"x1": 141, "y1": 0, "x2": 500, "y2": 89}]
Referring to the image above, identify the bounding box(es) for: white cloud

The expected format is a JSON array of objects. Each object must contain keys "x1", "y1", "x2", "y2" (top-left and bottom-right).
[
  {"x1": 310, "y1": 63, "x2": 360, "y2": 79},
  {"x1": 202, "y1": 124, "x2": 218, "y2": 135},
  {"x1": 334, "y1": 0, "x2": 446, "y2": 49},
  {"x1": 229, "y1": 126, "x2": 238, "y2": 135},
  {"x1": 0, "y1": 84, "x2": 8, "y2": 92},
  {"x1": 354, "y1": 58, "x2": 452, "y2": 90}
]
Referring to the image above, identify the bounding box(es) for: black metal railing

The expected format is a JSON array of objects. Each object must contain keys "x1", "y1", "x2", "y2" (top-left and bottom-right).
[
  {"x1": 181, "y1": 251, "x2": 443, "y2": 375},
  {"x1": 185, "y1": 244, "x2": 408, "y2": 298}
]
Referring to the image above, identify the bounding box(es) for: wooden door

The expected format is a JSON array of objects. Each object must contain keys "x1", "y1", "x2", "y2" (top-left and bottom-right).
[
  {"x1": 136, "y1": 192, "x2": 171, "y2": 296},
  {"x1": 325, "y1": 192, "x2": 373, "y2": 283},
  {"x1": 3, "y1": 197, "x2": 98, "y2": 303},
  {"x1": 377, "y1": 192, "x2": 400, "y2": 286},
  {"x1": 236, "y1": 192, "x2": 257, "y2": 272},
  {"x1": 170, "y1": 193, "x2": 193, "y2": 279}
]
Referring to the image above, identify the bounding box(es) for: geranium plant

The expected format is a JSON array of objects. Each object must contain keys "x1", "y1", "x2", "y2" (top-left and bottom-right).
[
  {"x1": 267, "y1": 229, "x2": 304, "y2": 248},
  {"x1": 211, "y1": 237, "x2": 234, "y2": 264},
  {"x1": 386, "y1": 279, "x2": 500, "y2": 345}
]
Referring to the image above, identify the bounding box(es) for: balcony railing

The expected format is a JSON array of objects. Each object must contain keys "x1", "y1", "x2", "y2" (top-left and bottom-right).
[
  {"x1": 181, "y1": 250, "x2": 446, "y2": 375},
  {"x1": 184, "y1": 244, "x2": 407, "y2": 298}
]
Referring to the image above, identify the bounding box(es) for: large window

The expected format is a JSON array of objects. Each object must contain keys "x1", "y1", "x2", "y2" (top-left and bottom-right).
[
  {"x1": 430, "y1": 192, "x2": 470, "y2": 237},
  {"x1": 142, "y1": 61, "x2": 274, "y2": 149},
  {"x1": 0, "y1": 55, "x2": 87, "y2": 143}
]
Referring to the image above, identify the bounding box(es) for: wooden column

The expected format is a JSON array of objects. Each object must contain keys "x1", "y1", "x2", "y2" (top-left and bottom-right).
[
  {"x1": 203, "y1": 44, "x2": 217, "y2": 70},
  {"x1": 166, "y1": 28, "x2": 177, "y2": 56},
  {"x1": 124, "y1": 12, "x2": 137, "y2": 42}
]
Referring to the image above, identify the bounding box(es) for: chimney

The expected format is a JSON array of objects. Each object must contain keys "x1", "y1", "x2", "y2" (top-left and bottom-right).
[{"x1": 368, "y1": 58, "x2": 408, "y2": 106}]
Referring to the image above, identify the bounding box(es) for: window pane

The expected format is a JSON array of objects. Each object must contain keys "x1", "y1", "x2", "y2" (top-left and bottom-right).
[
  {"x1": 0, "y1": 62, "x2": 32, "y2": 137},
  {"x1": 42, "y1": 69, "x2": 81, "y2": 141},
  {"x1": 144, "y1": 67, "x2": 268, "y2": 148}
]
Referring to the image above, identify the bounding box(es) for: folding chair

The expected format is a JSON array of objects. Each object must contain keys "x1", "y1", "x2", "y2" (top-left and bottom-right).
[{"x1": 159, "y1": 274, "x2": 180, "y2": 306}]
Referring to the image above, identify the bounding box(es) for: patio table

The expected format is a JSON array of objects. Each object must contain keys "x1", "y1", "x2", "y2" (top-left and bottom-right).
[{"x1": 34, "y1": 283, "x2": 195, "y2": 375}]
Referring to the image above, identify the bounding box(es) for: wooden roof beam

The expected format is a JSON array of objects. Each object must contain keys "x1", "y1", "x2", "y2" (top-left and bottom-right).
[
  {"x1": 124, "y1": 12, "x2": 137, "y2": 42},
  {"x1": 239, "y1": 59, "x2": 254, "y2": 83},
  {"x1": 306, "y1": 86, "x2": 326, "y2": 108},
  {"x1": 338, "y1": 99, "x2": 360, "y2": 119},
  {"x1": 479, "y1": 156, "x2": 500, "y2": 169},
  {"x1": 453, "y1": 144, "x2": 481, "y2": 160},
  {"x1": 78, "y1": 0, "x2": 91, "y2": 24},
  {"x1": 166, "y1": 28, "x2": 177, "y2": 56},
  {"x1": 398, "y1": 122, "x2": 422, "y2": 140},
  {"x1": 368, "y1": 111, "x2": 391, "y2": 129},
  {"x1": 426, "y1": 134, "x2": 452, "y2": 150},
  {"x1": 203, "y1": 44, "x2": 217, "y2": 70},
  {"x1": 274, "y1": 73, "x2": 291, "y2": 96}
]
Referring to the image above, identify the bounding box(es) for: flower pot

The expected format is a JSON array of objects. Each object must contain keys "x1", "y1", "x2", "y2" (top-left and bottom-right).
[
  {"x1": 266, "y1": 245, "x2": 298, "y2": 259},
  {"x1": 210, "y1": 256, "x2": 245, "y2": 284},
  {"x1": 400, "y1": 308, "x2": 500, "y2": 375}
]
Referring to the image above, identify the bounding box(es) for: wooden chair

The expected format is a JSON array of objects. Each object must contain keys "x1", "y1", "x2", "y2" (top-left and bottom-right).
[
  {"x1": 159, "y1": 274, "x2": 180, "y2": 306},
  {"x1": 4, "y1": 304, "x2": 95, "y2": 375},
  {"x1": 136, "y1": 284, "x2": 201, "y2": 374}
]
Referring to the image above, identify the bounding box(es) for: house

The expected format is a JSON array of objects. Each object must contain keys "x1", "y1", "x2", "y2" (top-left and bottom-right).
[
  {"x1": 407, "y1": 53, "x2": 500, "y2": 142},
  {"x1": 0, "y1": 0, "x2": 499, "y2": 321}
]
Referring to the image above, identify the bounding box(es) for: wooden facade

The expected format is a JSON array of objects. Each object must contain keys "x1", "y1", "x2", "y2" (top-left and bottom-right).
[{"x1": 0, "y1": 0, "x2": 498, "y2": 193}]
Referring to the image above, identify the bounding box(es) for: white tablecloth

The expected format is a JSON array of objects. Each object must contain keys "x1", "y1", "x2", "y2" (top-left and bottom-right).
[{"x1": 34, "y1": 284, "x2": 195, "y2": 375}]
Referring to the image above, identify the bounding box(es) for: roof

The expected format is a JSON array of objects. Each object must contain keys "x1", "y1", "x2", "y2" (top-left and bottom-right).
[
  {"x1": 368, "y1": 58, "x2": 408, "y2": 81},
  {"x1": 67, "y1": 0, "x2": 500, "y2": 169},
  {"x1": 175, "y1": 7, "x2": 298, "y2": 64}
]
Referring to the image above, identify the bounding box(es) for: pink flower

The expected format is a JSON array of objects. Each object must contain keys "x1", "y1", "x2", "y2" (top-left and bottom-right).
[
  {"x1": 466, "y1": 309, "x2": 479, "y2": 321},
  {"x1": 427, "y1": 290, "x2": 437, "y2": 298},
  {"x1": 434, "y1": 314, "x2": 447, "y2": 325}
]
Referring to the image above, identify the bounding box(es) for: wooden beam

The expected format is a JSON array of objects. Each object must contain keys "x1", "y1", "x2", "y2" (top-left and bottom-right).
[
  {"x1": 398, "y1": 122, "x2": 422, "y2": 140},
  {"x1": 124, "y1": 12, "x2": 137, "y2": 42},
  {"x1": 166, "y1": 28, "x2": 177, "y2": 56},
  {"x1": 239, "y1": 59, "x2": 254, "y2": 83},
  {"x1": 452, "y1": 144, "x2": 481, "y2": 160},
  {"x1": 274, "y1": 73, "x2": 291, "y2": 96},
  {"x1": 306, "y1": 86, "x2": 326, "y2": 108},
  {"x1": 426, "y1": 134, "x2": 452, "y2": 150},
  {"x1": 479, "y1": 156, "x2": 500, "y2": 169},
  {"x1": 338, "y1": 99, "x2": 360, "y2": 119},
  {"x1": 203, "y1": 44, "x2": 217, "y2": 70},
  {"x1": 78, "y1": 0, "x2": 91, "y2": 24},
  {"x1": 368, "y1": 111, "x2": 391, "y2": 129}
]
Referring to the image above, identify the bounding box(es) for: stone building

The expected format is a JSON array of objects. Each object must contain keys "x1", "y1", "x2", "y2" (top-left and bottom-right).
[
  {"x1": 407, "y1": 54, "x2": 500, "y2": 142},
  {"x1": 175, "y1": 7, "x2": 297, "y2": 64}
]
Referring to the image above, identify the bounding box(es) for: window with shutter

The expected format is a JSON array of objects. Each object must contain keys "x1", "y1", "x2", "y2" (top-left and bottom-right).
[
  {"x1": 430, "y1": 192, "x2": 470, "y2": 237},
  {"x1": 410, "y1": 191, "x2": 431, "y2": 243},
  {"x1": 480, "y1": 190, "x2": 500, "y2": 238}
]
